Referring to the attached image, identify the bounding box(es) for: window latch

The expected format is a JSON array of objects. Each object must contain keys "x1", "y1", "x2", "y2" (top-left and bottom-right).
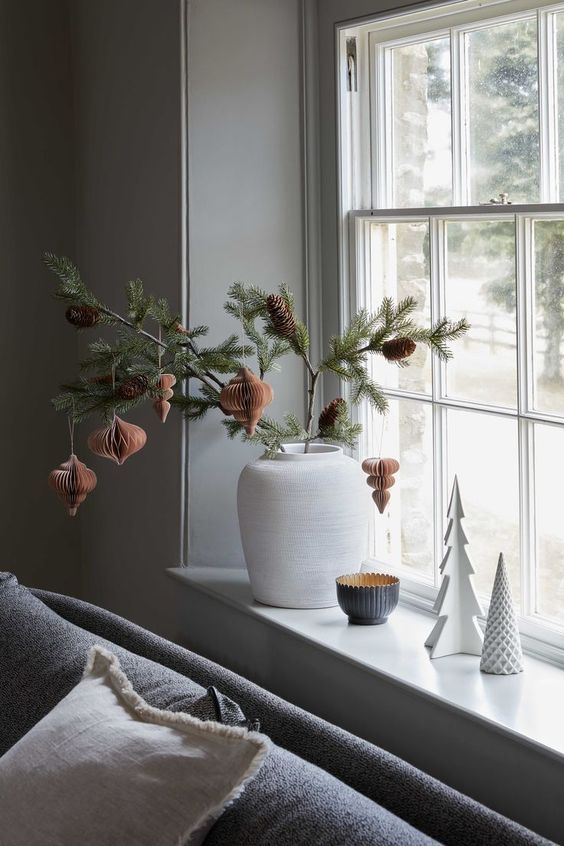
[
  {"x1": 346, "y1": 38, "x2": 357, "y2": 92},
  {"x1": 480, "y1": 192, "x2": 512, "y2": 206}
]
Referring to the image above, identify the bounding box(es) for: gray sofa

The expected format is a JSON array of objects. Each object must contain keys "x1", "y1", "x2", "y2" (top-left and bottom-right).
[{"x1": 0, "y1": 572, "x2": 553, "y2": 845}]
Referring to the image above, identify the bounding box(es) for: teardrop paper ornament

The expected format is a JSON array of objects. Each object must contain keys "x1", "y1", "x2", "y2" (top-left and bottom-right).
[
  {"x1": 361, "y1": 457, "x2": 400, "y2": 514},
  {"x1": 48, "y1": 453, "x2": 97, "y2": 516},
  {"x1": 87, "y1": 416, "x2": 147, "y2": 465},
  {"x1": 219, "y1": 367, "x2": 273, "y2": 436},
  {"x1": 153, "y1": 373, "x2": 177, "y2": 423}
]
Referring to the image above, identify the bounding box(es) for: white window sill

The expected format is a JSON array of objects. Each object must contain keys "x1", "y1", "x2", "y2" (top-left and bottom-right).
[{"x1": 168, "y1": 566, "x2": 564, "y2": 763}]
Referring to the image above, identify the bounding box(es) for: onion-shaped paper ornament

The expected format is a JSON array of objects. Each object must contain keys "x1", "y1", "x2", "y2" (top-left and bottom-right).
[
  {"x1": 153, "y1": 373, "x2": 177, "y2": 423},
  {"x1": 87, "y1": 416, "x2": 147, "y2": 465},
  {"x1": 48, "y1": 453, "x2": 97, "y2": 517},
  {"x1": 219, "y1": 367, "x2": 273, "y2": 436},
  {"x1": 361, "y1": 457, "x2": 400, "y2": 514}
]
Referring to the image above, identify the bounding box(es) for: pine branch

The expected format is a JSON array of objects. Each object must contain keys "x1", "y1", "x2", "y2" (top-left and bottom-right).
[
  {"x1": 126, "y1": 279, "x2": 154, "y2": 327},
  {"x1": 44, "y1": 261, "x2": 468, "y2": 453},
  {"x1": 172, "y1": 393, "x2": 220, "y2": 421}
]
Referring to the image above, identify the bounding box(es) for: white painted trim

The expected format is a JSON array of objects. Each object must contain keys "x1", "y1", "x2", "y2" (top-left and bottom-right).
[
  {"x1": 340, "y1": 0, "x2": 564, "y2": 39},
  {"x1": 539, "y1": 9, "x2": 559, "y2": 202},
  {"x1": 350, "y1": 203, "x2": 564, "y2": 217}
]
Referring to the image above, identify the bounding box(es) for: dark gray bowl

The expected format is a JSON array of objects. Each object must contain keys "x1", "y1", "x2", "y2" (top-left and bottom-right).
[{"x1": 336, "y1": 573, "x2": 400, "y2": 625}]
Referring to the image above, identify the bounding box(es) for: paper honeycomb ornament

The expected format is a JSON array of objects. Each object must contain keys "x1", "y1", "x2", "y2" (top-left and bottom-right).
[
  {"x1": 361, "y1": 457, "x2": 400, "y2": 514},
  {"x1": 48, "y1": 453, "x2": 97, "y2": 516},
  {"x1": 480, "y1": 553, "x2": 524, "y2": 675},
  {"x1": 219, "y1": 367, "x2": 273, "y2": 436},
  {"x1": 153, "y1": 373, "x2": 177, "y2": 423},
  {"x1": 88, "y1": 416, "x2": 147, "y2": 465}
]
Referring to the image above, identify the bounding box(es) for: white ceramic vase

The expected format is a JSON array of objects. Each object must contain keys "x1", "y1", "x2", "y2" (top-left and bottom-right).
[{"x1": 237, "y1": 443, "x2": 370, "y2": 608}]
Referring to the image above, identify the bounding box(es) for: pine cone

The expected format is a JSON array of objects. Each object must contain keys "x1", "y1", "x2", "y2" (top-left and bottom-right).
[
  {"x1": 266, "y1": 294, "x2": 296, "y2": 338},
  {"x1": 65, "y1": 305, "x2": 100, "y2": 328},
  {"x1": 381, "y1": 337, "x2": 416, "y2": 362},
  {"x1": 117, "y1": 374, "x2": 149, "y2": 400},
  {"x1": 318, "y1": 398, "x2": 346, "y2": 432}
]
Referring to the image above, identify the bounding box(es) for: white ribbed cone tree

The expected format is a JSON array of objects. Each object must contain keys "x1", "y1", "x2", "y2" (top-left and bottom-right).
[
  {"x1": 425, "y1": 476, "x2": 484, "y2": 658},
  {"x1": 480, "y1": 554, "x2": 524, "y2": 675}
]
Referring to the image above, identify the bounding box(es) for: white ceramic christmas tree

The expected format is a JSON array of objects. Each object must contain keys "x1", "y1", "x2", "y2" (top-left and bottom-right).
[
  {"x1": 480, "y1": 553, "x2": 524, "y2": 675},
  {"x1": 425, "y1": 476, "x2": 484, "y2": 658}
]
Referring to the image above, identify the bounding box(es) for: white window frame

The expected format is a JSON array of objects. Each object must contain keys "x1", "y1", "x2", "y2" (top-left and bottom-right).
[{"x1": 337, "y1": 0, "x2": 564, "y2": 665}]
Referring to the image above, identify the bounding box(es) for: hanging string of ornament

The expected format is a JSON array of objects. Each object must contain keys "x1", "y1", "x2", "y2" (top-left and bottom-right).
[{"x1": 153, "y1": 326, "x2": 177, "y2": 423}]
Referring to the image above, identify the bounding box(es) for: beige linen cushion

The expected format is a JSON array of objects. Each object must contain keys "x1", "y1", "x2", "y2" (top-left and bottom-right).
[{"x1": 0, "y1": 645, "x2": 269, "y2": 846}]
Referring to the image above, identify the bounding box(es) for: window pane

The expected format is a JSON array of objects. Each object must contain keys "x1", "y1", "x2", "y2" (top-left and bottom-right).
[
  {"x1": 390, "y1": 37, "x2": 452, "y2": 207},
  {"x1": 534, "y1": 423, "x2": 564, "y2": 624},
  {"x1": 466, "y1": 18, "x2": 539, "y2": 205},
  {"x1": 444, "y1": 219, "x2": 517, "y2": 407},
  {"x1": 532, "y1": 219, "x2": 564, "y2": 415},
  {"x1": 369, "y1": 399, "x2": 434, "y2": 579},
  {"x1": 446, "y1": 408, "x2": 520, "y2": 602},
  {"x1": 367, "y1": 221, "x2": 432, "y2": 394}
]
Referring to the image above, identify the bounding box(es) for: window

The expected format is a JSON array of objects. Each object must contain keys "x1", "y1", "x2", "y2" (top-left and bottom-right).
[{"x1": 339, "y1": 0, "x2": 564, "y2": 659}]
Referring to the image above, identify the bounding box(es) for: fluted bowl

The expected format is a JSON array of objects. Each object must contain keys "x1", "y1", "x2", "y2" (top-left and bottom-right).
[{"x1": 336, "y1": 572, "x2": 400, "y2": 625}]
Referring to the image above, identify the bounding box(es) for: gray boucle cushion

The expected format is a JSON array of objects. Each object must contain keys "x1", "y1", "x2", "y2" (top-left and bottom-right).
[
  {"x1": 206, "y1": 746, "x2": 438, "y2": 846},
  {"x1": 0, "y1": 572, "x2": 245, "y2": 755},
  {"x1": 1, "y1": 573, "x2": 439, "y2": 845}
]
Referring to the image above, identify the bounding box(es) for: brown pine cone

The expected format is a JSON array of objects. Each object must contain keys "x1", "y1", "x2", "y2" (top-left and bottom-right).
[
  {"x1": 318, "y1": 398, "x2": 346, "y2": 432},
  {"x1": 381, "y1": 337, "x2": 416, "y2": 362},
  {"x1": 266, "y1": 294, "x2": 296, "y2": 338},
  {"x1": 65, "y1": 305, "x2": 100, "y2": 328},
  {"x1": 117, "y1": 374, "x2": 149, "y2": 400}
]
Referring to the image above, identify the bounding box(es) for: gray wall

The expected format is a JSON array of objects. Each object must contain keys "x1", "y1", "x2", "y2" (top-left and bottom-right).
[
  {"x1": 0, "y1": 0, "x2": 80, "y2": 594},
  {"x1": 71, "y1": 0, "x2": 184, "y2": 635},
  {"x1": 69, "y1": 0, "x2": 307, "y2": 633},
  {"x1": 187, "y1": 0, "x2": 306, "y2": 568}
]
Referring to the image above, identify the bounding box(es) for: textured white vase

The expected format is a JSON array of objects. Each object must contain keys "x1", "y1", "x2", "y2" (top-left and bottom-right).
[{"x1": 237, "y1": 443, "x2": 370, "y2": 608}]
